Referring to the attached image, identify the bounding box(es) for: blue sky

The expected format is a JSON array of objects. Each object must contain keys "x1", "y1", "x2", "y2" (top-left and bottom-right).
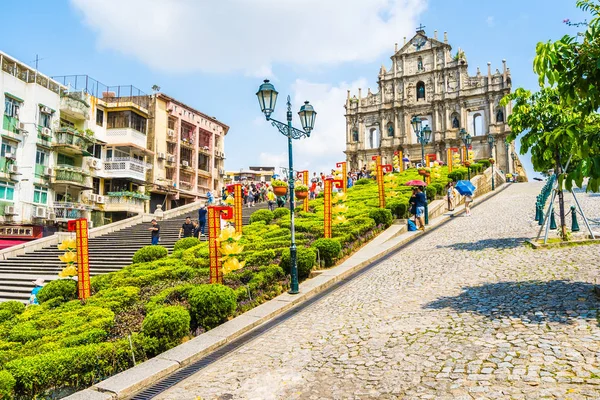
[{"x1": 0, "y1": 0, "x2": 587, "y2": 177}]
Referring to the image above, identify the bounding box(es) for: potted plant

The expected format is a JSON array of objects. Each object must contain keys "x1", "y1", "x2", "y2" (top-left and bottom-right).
[
  {"x1": 464, "y1": 161, "x2": 471, "y2": 168},
  {"x1": 295, "y1": 184, "x2": 309, "y2": 200},
  {"x1": 271, "y1": 179, "x2": 288, "y2": 196},
  {"x1": 417, "y1": 167, "x2": 427, "y2": 176},
  {"x1": 423, "y1": 167, "x2": 431, "y2": 177},
  {"x1": 489, "y1": 158, "x2": 495, "y2": 164}
]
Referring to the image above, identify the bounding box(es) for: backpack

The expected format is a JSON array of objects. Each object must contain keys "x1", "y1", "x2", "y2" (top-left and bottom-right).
[{"x1": 407, "y1": 219, "x2": 417, "y2": 231}]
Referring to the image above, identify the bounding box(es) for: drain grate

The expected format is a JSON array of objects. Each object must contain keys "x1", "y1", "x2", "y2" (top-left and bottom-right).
[{"x1": 129, "y1": 186, "x2": 508, "y2": 399}]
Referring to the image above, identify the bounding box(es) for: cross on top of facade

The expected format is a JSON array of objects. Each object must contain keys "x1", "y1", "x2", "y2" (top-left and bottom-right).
[{"x1": 416, "y1": 23, "x2": 426, "y2": 32}]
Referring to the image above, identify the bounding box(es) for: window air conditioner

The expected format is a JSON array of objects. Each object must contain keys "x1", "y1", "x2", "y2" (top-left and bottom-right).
[
  {"x1": 182, "y1": 161, "x2": 189, "y2": 167},
  {"x1": 5, "y1": 153, "x2": 15, "y2": 160},
  {"x1": 167, "y1": 155, "x2": 175, "y2": 162},
  {"x1": 17, "y1": 122, "x2": 26, "y2": 131},
  {"x1": 168, "y1": 129, "x2": 174, "y2": 137},
  {"x1": 9, "y1": 164, "x2": 18, "y2": 174},
  {"x1": 158, "y1": 152, "x2": 166, "y2": 160},
  {"x1": 88, "y1": 159, "x2": 101, "y2": 169},
  {"x1": 34, "y1": 207, "x2": 47, "y2": 218},
  {"x1": 42, "y1": 127, "x2": 52, "y2": 136},
  {"x1": 5, "y1": 206, "x2": 17, "y2": 215},
  {"x1": 44, "y1": 167, "x2": 52, "y2": 176},
  {"x1": 96, "y1": 195, "x2": 105, "y2": 204},
  {"x1": 41, "y1": 106, "x2": 52, "y2": 114},
  {"x1": 90, "y1": 194, "x2": 98, "y2": 203},
  {"x1": 48, "y1": 212, "x2": 56, "y2": 221}
]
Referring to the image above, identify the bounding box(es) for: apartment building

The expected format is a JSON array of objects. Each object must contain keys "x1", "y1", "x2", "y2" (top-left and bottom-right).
[
  {"x1": 52, "y1": 75, "x2": 153, "y2": 226},
  {"x1": 147, "y1": 93, "x2": 228, "y2": 212},
  {"x1": 0, "y1": 51, "x2": 65, "y2": 247}
]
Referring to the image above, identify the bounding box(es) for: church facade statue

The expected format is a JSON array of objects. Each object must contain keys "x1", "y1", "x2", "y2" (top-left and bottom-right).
[{"x1": 344, "y1": 28, "x2": 523, "y2": 177}]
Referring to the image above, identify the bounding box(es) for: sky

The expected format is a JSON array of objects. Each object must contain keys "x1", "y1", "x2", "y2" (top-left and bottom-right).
[{"x1": 0, "y1": 0, "x2": 588, "y2": 178}]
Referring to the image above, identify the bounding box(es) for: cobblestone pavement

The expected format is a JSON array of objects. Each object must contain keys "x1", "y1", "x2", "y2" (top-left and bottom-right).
[{"x1": 156, "y1": 183, "x2": 600, "y2": 400}]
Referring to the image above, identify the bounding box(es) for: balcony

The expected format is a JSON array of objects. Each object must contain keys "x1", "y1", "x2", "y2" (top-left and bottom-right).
[
  {"x1": 104, "y1": 192, "x2": 148, "y2": 214},
  {"x1": 54, "y1": 127, "x2": 95, "y2": 155},
  {"x1": 60, "y1": 93, "x2": 90, "y2": 120},
  {"x1": 198, "y1": 147, "x2": 211, "y2": 156},
  {"x1": 2, "y1": 115, "x2": 21, "y2": 135},
  {"x1": 106, "y1": 127, "x2": 147, "y2": 148},
  {"x1": 180, "y1": 137, "x2": 195, "y2": 148},
  {"x1": 179, "y1": 181, "x2": 193, "y2": 191},
  {"x1": 53, "y1": 202, "x2": 90, "y2": 220},
  {"x1": 103, "y1": 157, "x2": 151, "y2": 182},
  {"x1": 52, "y1": 165, "x2": 92, "y2": 189}
]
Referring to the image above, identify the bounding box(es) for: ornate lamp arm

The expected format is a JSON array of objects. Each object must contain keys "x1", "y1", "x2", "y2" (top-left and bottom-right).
[{"x1": 269, "y1": 118, "x2": 309, "y2": 140}]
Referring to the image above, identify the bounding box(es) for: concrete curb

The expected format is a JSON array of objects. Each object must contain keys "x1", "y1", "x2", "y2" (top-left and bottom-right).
[{"x1": 66, "y1": 183, "x2": 511, "y2": 400}]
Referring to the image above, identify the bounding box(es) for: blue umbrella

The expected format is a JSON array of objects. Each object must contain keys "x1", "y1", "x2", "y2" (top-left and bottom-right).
[{"x1": 455, "y1": 180, "x2": 476, "y2": 196}]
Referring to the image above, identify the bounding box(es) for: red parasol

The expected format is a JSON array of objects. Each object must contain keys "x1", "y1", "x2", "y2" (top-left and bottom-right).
[{"x1": 405, "y1": 180, "x2": 427, "y2": 186}]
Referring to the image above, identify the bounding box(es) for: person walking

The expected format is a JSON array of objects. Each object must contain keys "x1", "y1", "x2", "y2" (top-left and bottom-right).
[
  {"x1": 267, "y1": 189, "x2": 276, "y2": 211},
  {"x1": 149, "y1": 219, "x2": 160, "y2": 245},
  {"x1": 198, "y1": 204, "x2": 208, "y2": 236},
  {"x1": 464, "y1": 194, "x2": 473, "y2": 216},
  {"x1": 415, "y1": 186, "x2": 427, "y2": 231},
  {"x1": 29, "y1": 278, "x2": 45, "y2": 305},
  {"x1": 409, "y1": 187, "x2": 418, "y2": 223},
  {"x1": 446, "y1": 182, "x2": 455, "y2": 211},
  {"x1": 179, "y1": 216, "x2": 195, "y2": 239}
]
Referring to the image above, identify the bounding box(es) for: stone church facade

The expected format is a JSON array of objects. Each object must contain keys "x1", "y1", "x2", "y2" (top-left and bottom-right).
[{"x1": 344, "y1": 28, "x2": 525, "y2": 177}]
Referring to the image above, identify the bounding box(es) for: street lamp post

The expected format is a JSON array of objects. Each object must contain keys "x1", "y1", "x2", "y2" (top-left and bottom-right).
[
  {"x1": 511, "y1": 152, "x2": 517, "y2": 178},
  {"x1": 459, "y1": 128, "x2": 472, "y2": 180},
  {"x1": 411, "y1": 116, "x2": 432, "y2": 225},
  {"x1": 256, "y1": 80, "x2": 316, "y2": 294},
  {"x1": 505, "y1": 138, "x2": 510, "y2": 175},
  {"x1": 487, "y1": 133, "x2": 496, "y2": 191}
]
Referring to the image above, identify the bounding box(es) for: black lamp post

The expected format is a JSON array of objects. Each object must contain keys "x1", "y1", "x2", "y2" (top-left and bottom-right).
[
  {"x1": 511, "y1": 152, "x2": 517, "y2": 178},
  {"x1": 256, "y1": 80, "x2": 316, "y2": 294},
  {"x1": 487, "y1": 133, "x2": 496, "y2": 190}
]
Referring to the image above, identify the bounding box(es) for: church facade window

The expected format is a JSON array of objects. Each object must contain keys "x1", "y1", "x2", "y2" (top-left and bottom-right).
[
  {"x1": 417, "y1": 57, "x2": 424, "y2": 71},
  {"x1": 496, "y1": 109, "x2": 504, "y2": 123},
  {"x1": 417, "y1": 82, "x2": 425, "y2": 100}
]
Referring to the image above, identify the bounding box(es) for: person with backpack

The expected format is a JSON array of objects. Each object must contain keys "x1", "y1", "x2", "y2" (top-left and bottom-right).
[
  {"x1": 415, "y1": 187, "x2": 427, "y2": 231},
  {"x1": 198, "y1": 204, "x2": 208, "y2": 236}
]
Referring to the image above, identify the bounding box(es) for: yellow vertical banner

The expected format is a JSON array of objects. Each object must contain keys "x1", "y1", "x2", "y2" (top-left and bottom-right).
[
  {"x1": 74, "y1": 219, "x2": 90, "y2": 300},
  {"x1": 336, "y1": 162, "x2": 347, "y2": 193},
  {"x1": 233, "y1": 184, "x2": 243, "y2": 234},
  {"x1": 398, "y1": 150, "x2": 404, "y2": 173},
  {"x1": 208, "y1": 206, "x2": 233, "y2": 284},
  {"x1": 324, "y1": 179, "x2": 332, "y2": 238},
  {"x1": 447, "y1": 148, "x2": 453, "y2": 173},
  {"x1": 425, "y1": 155, "x2": 430, "y2": 168}
]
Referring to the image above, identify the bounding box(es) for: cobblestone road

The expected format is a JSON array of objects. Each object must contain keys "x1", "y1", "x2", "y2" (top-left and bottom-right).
[{"x1": 157, "y1": 183, "x2": 600, "y2": 400}]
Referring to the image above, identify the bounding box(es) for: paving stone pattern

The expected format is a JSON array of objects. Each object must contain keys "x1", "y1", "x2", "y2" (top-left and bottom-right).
[{"x1": 156, "y1": 183, "x2": 600, "y2": 400}]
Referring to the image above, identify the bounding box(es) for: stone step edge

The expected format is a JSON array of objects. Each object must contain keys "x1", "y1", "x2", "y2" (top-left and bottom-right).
[{"x1": 65, "y1": 183, "x2": 511, "y2": 400}]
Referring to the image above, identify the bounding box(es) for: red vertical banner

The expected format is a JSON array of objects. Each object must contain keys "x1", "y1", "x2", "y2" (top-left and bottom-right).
[
  {"x1": 324, "y1": 179, "x2": 332, "y2": 238},
  {"x1": 297, "y1": 170, "x2": 309, "y2": 212},
  {"x1": 377, "y1": 165, "x2": 386, "y2": 208},
  {"x1": 75, "y1": 219, "x2": 90, "y2": 300},
  {"x1": 208, "y1": 206, "x2": 234, "y2": 284},
  {"x1": 336, "y1": 162, "x2": 347, "y2": 193},
  {"x1": 233, "y1": 184, "x2": 243, "y2": 234}
]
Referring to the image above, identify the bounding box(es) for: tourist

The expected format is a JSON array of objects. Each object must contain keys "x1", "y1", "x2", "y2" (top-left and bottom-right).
[
  {"x1": 206, "y1": 190, "x2": 214, "y2": 205},
  {"x1": 198, "y1": 204, "x2": 208, "y2": 236},
  {"x1": 28, "y1": 278, "x2": 44, "y2": 305},
  {"x1": 409, "y1": 187, "x2": 418, "y2": 222},
  {"x1": 446, "y1": 182, "x2": 455, "y2": 211},
  {"x1": 464, "y1": 194, "x2": 473, "y2": 216},
  {"x1": 276, "y1": 193, "x2": 285, "y2": 208},
  {"x1": 179, "y1": 216, "x2": 195, "y2": 239},
  {"x1": 347, "y1": 172, "x2": 353, "y2": 189},
  {"x1": 149, "y1": 219, "x2": 160, "y2": 245},
  {"x1": 415, "y1": 187, "x2": 427, "y2": 231},
  {"x1": 267, "y1": 189, "x2": 276, "y2": 211},
  {"x1": 310, "y1": 180, "x2": 317, "y2": 199}
]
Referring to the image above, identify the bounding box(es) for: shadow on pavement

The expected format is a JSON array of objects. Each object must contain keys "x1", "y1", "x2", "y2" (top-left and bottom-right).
[
  {"x1": 437, "y1": 237, "x2": 530, "y2": 251},
  {"x1": 425, "y1": 280, "x2": 599, "y2": 325}
]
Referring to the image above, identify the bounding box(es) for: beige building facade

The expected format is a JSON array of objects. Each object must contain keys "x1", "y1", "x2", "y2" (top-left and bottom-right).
[
  {"x1": 344, "y1": 29, "x2": 525, "y2": 177},
  {"x1": 147, "y1": 93, "x2": 228, "y2": 212}
]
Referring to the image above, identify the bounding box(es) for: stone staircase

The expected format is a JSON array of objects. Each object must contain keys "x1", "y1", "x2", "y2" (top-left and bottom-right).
[{"x1": 0, "y1": 201, "x2": 272, "y2": 303}]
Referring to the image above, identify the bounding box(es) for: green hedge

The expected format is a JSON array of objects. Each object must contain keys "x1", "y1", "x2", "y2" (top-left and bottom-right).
[
  {"x1": 249, "y1": 209, "x2": 274, "y2": 224},
  {"x1": 311, "y1": 238, "x2": 342, "y2": 267},
  {"x1": 426, "y1": 186, "x2": 436, "y2": 202},
  {"x1": 0, "y1": 370, "x2": 15, "y2": 399},
  {"x1": 37, "y1": 279, "x2": 77, "y2": 304},
  {"x1": 272, "y1": 208, "x2": 290, "y2": 219},
  {"x1": 0, "y1": 301, "x2": 25, "y2": 323},
  {"x1": 187, "y1": 284, "x2": 237, "y2": 330},
  {"x1": 132, "y1": 245, "x2": 168, "y2": 264},
  {"x1": 174, "y1": 237, "x2": 200, "y2": 252},
  {"x1": 386, "y1": 200, "x2": 408, "y2": 219},
  {"x1": 142, "y1": 306, "x2": 190, "y2": 355},
  {"x1": 368, "y1": 208, "x2": 393, "y2": 227},
  {"x1": 280, "y1": 247, "x2": 316, "y2": 280}
]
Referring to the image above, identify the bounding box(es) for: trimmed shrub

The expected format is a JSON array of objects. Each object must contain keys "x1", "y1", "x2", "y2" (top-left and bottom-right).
[
  {"x1": 386, "y1": 201, "x2": 408, "y2": 219},
  {"x1": 146, "y1": 284, "x2": 196, "y2": 313},
  {"x1": 243, "y1": 249, "x2": 277, "y2": 267},
  {"x1": 0, "y1": 301, "x2": 25, "y2": 323},
  {"x1": 181, "y1": 244, "x2": 210, "y2": 269},
  {"x1": 0, "y1": 370, "x2": 15, "y2": 399},
  {"x1": 249, "y1": 209, "x2": 274, "y2": 224},
  {"x1": 174, "y1": 237, "x2": 200, "y2": 252},
  {"x1": 280, "y1": 247, "x2": 316, "y2": 280},
  {"x1": 132, "y1": 245, "x2": 168, "y2": 264},
  {"x1": 430, "y1": 183, "x2": 444, "y2": 198},
  {"x1": 311, "y1": 238, "x2": 342, "y2": 267},
  {"x1": 37, "y1": 279, "x2": 77, "y2": 304},
  {"x1": 354, "y1": 178, "x2": 371, "y2": 185},
  {"x1": 272, "y1": 208, "x2": 290, "y2": 220},
  {"x1": 368, "y1": 208, "x2": 393, "y2": 227},
  {"x1": 142, "y1": 306, "x2": 190, "y2": 355},
  {"x1": 478, "y1": 159, "x2": 491, "y2": 169},
  {"x1": 187, "y1": 285, "x2": 237, "y2": 330},
  {"x1": 426, "y1": 186, "x2": 437, "y2": 202},
  {"x1": 86, "y1": 286, "x2": 140, "y2": 312}
]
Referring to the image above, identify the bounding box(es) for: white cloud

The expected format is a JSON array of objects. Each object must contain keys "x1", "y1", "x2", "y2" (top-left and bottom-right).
[
  {"x1": 71, "y1": 0, "x2": 427, "y2": 75},
  {"x1": 486, "y1": 16, "x2": 495, "y2": 27},
  {"x1": 257, "y1": 78, "x2": 368, "y2": 175}
]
